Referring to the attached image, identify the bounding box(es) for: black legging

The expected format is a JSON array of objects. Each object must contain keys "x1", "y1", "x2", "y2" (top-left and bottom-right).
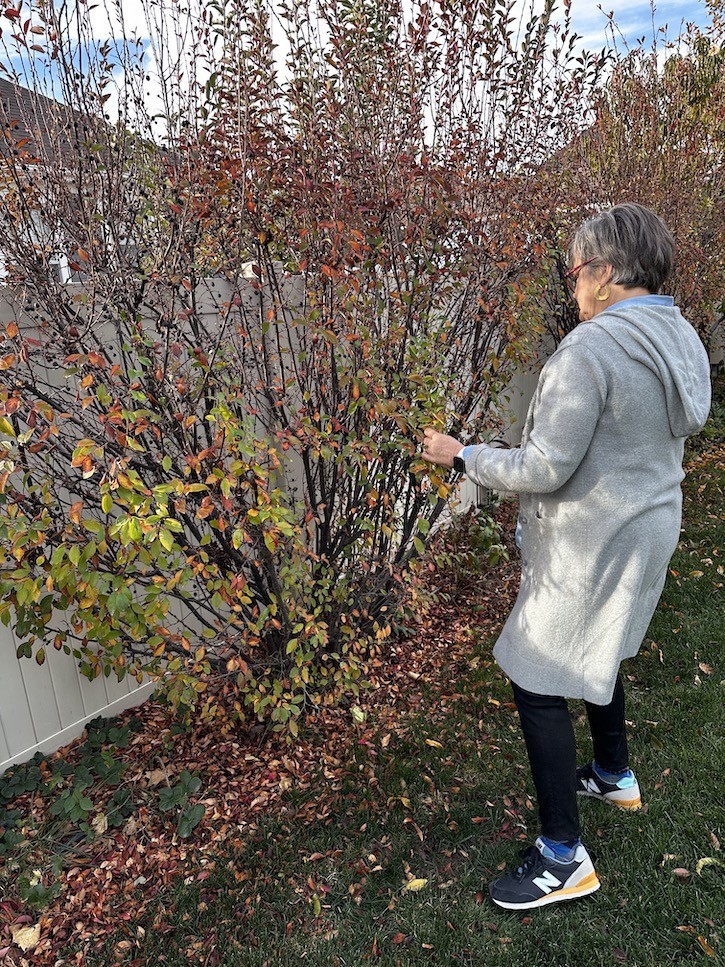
[{"x1": 512, "y1": 675, "x2": 629, "y2": 842}]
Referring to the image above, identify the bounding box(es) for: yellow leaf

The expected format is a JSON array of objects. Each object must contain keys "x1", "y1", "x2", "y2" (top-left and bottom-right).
[
  {"x1": 403, "y1": 878, "x2": 428, "y2": 892},
  {"x1": 11, "y1": 923, "x2": 41, "y2": 951},
  {"x1": 425, "y1": 739, "x2": 443, "y2": 749},
  {"x1": 91, "y1": 812, "x2": 108, "y2": 836},
  {"x1": 159, "y1": 528, "x2": 174, "y2": 551},
  {"x1": 696, "y1": 857, "x2": 723, "y2": 875},
  {"x1": 351, "y1": 705, "x2": 365, "y2": 724}
]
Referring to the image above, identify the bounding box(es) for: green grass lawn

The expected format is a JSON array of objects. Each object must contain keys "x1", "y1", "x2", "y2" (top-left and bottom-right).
[{"x1": 66, "y1": 385, "x2": 723, "y2": 967}]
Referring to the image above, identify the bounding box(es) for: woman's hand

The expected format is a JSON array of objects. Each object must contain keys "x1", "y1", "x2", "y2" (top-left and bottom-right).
[{"x1": 422, "y1": 428, "x2": 463, "y2": 469}]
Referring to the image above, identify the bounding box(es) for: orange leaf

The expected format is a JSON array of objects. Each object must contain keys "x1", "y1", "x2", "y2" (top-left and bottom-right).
[{"x1": 697, "y1": 936, "x2": 717, "y2": 958}]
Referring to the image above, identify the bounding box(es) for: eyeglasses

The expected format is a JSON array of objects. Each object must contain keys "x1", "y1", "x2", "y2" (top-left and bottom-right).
[{"x1": 563, "y1": 256, "x2": 597, "y2": 291}]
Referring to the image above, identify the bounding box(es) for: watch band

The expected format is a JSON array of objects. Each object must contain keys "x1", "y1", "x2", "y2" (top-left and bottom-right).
[{"x1": 453, "y1": 454, "x2": 466, "y2": 474}]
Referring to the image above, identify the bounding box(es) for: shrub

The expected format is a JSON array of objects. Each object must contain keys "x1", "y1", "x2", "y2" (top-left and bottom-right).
[{"x1": 0, "y1": 0, "x2": 605, "y2": 732}]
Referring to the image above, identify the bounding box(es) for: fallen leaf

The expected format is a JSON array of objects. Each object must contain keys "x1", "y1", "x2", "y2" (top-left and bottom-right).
[
  {"x1": 698, "y1": 662, "x2": 713, "y2": 675},
  {"x1": 710, "y1": 831, "x2": 721, "y2": 851},
  {"x1": 673, "y1": 868, "x2": 691, "y2": 880},
  {"x1": 614, "y1": 948, "x2": 627, "y2": 962},
  {"x1": 391, "y1": 933, "x2": 407, "y2": 945},
  {"x1": 696, "y1": 857, "x2": 724, "y2": 875},
  {"x1": 91, "y1": 812, "x2": 108, "y2": 836},
  {"x1": 425, "y1": 739, "x2": 443, "y2": 749},
  {"x1": 146, "y1": 769, "x2": 168, "y2": 787},
  {"x1": 697, "y1": 936, "x2": 717, "y2": 958},
  {"x1": 402, "y1": 878, "x2": 428, "y2": 892},
  {"x1": 11, "y1": 923, "x2": 41, "y2": 952},
  {"x1": 351, "y1": 705, "x2": 365, "y2": 724},
  {"x1": 381, "y1": 733, "x2": 391, "y2": 748}
]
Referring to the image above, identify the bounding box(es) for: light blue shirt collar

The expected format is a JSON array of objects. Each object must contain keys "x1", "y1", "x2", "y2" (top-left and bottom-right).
[{"x1": 611, "y1": 294, "x2": 674, "y2": 309}]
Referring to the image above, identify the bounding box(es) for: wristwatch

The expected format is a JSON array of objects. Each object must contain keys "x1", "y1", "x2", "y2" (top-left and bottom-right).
[{"x1": 453, "y1": 453, "x2": 466, "y2": 474}]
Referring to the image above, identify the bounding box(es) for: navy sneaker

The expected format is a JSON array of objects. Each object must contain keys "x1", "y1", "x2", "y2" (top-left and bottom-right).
[
  {"x1": 576, "y1": 762, "x2": 642, "y2": 811},
  {"x1": 488, "y1": 837, "x2": 600, "y2": 910}
]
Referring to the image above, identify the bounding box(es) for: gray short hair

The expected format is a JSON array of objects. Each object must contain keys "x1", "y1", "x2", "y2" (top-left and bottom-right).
[{"x1": 568, "y1": 203, "x2": 675, "y2": 293}]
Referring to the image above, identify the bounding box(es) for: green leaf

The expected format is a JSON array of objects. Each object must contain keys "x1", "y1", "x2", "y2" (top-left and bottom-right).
[{"x1": 177, "y1": 802, "x2": 205, "y2": 838}]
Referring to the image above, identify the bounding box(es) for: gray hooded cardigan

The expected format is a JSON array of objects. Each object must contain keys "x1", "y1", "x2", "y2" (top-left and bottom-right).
[{"x1": 462, "y1": 304, "x2": 711, "y2": 705}]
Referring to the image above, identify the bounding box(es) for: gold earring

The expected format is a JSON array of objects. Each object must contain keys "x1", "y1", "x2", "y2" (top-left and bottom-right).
[{"x1": 594, "y1": 284, "x2": 610, "y2": 302}]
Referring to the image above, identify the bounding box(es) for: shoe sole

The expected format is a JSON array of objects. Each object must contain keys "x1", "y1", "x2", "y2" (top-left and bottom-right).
[
  {"x1": 490, "y1": 872, "x2": 601, "y2": 910},
  {"x1": 577, "y1": 790, "x2": 642, "y2": 811}
]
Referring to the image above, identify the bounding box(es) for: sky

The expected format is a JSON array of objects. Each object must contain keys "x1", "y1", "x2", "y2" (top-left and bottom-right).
[
  {"x1": 0, "y1": 0, "x2": 718, "y2": 127},
  {"x1": 564, "y1": 0, "x2": 715, "y2": 51}
]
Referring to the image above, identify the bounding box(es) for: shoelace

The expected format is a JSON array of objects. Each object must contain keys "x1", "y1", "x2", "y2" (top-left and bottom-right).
[{"x1": 514, "y1": 845, "x2": 543, "y2": 880}]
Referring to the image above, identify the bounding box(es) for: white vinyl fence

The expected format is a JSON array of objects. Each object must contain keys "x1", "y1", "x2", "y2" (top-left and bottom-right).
[
  {"x1": 457, "y1": 368, "x2": 540, "y2": 512},
  {"x1": 0, "y1": 624, "x2": 155, "y2": 773}
]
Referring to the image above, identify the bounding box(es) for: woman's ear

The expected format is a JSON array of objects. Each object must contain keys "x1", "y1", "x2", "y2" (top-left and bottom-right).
[{"x1": 596, "y1": 263, "x2": 614, "y2": 285}]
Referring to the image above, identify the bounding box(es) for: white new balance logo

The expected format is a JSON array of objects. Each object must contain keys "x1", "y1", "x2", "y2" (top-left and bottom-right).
[
  {"x1": 532, "y1": 870, "x2": 562, "y2": 894},
  {"x1": 583, "y1": 778, "x2": 601, "y2": 793}
]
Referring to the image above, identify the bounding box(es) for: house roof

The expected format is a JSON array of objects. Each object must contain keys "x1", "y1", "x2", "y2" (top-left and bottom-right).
[{"x1": 0, "y1": 77, "x2": 78, "y2": 164}]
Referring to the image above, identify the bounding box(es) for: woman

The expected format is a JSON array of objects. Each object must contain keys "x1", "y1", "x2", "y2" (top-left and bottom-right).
[{"x1": 422, "y1": 203, "x2": 711, "y2": 910}]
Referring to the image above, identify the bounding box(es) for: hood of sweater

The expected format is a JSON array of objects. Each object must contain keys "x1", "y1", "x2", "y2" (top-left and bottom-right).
[{"x1": 590, "y1": 305, "x2": 712, "y2": 438}]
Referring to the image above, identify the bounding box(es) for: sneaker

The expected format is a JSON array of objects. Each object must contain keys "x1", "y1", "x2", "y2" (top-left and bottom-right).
[
  {"x1": 576, "y1": 762, "x2": 642, "y2": 811},
  {"x1": 488, "y1": 838, "x2": 600, "y2": 910}
]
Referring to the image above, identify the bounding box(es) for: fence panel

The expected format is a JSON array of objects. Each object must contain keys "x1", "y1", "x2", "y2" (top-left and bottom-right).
[{"x1": 0, "y1": 619, "x2": 154, "y2": 774}]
